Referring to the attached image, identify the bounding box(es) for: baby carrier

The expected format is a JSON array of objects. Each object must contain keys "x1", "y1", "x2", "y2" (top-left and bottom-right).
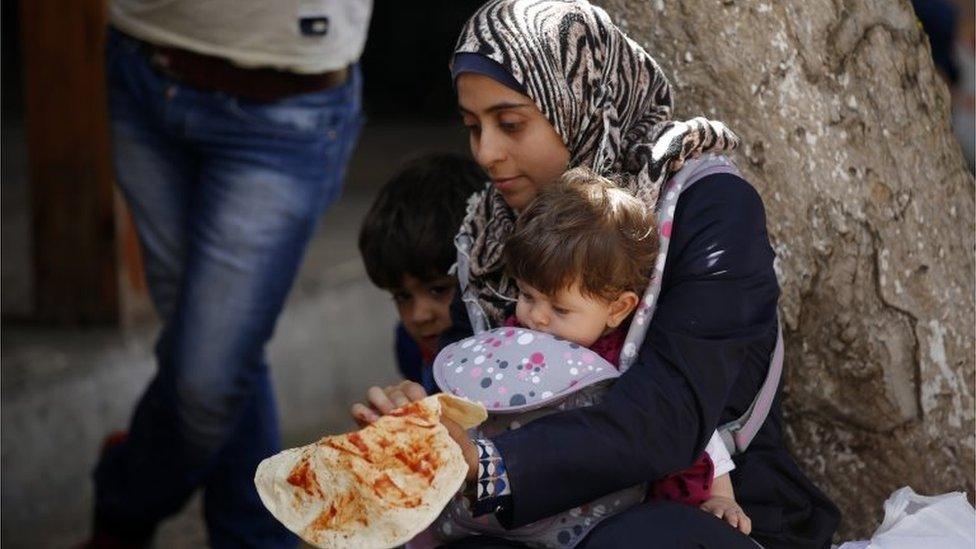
[{"x1": 430, "y1": 155, "x2": 784, "y2": 548}]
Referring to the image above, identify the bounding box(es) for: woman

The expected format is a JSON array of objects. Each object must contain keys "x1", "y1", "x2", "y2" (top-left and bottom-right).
[{"x1": 356, "y1": 1, "x2": 840, "y2": 546}]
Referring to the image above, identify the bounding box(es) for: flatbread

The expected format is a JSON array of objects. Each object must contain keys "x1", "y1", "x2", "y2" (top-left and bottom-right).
[{"x1": 254, "y1": 394, "x2": 487, "y2": 548}]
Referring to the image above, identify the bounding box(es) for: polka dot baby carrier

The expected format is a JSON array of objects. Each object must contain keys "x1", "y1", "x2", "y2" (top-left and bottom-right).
[{"x1": 431, "y1": 156, "x2": 785, "y2": 548}]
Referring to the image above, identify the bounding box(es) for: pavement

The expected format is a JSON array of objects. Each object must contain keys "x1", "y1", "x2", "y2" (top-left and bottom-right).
[{"x1": 0, "y1": 119, "x2": 469, "y2": 547}]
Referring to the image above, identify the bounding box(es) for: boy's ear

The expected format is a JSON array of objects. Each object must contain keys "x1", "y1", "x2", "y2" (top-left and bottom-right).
[{"x1": 607, "y1": 291, "x2": 640, "y2": 329}]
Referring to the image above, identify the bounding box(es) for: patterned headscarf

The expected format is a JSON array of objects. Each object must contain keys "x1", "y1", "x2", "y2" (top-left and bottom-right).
[{"x1": 453, "y1": 0, "x2": 739, "y2": 326}]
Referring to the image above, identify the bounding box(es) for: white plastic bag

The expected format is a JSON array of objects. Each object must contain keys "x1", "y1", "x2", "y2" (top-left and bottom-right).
[{"x1": 837, "y1": 486, "x2": 976, "y2": 549}]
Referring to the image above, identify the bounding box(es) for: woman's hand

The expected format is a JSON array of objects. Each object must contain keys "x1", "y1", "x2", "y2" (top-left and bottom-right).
[
  {"x1": 440, "y1": 415, "x2": 479, "y2": 481},
  {"x1": 349, "y1": 380, "x2": 428, "y2": 426}
]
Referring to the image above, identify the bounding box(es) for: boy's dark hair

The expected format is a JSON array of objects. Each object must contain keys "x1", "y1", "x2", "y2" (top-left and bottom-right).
[
  {"x1": 504, "y1": 167, "x2": 658, "y2": 301},
  {"x1": 359, "y1": 153, "x2": 486, "y2": 289}
]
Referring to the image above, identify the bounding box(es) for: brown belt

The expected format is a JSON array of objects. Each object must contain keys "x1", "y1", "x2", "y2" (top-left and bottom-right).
[{"x1": 139, "y1": 36, "x2": 349, "y2": 103}]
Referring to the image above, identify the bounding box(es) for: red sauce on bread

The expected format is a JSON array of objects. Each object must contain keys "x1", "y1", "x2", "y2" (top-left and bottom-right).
[
  {"x1": 286, "y1": 456, "x2": 322, "y2": 497},
  {"x1": 348, "y1": 432, "x2": 370, "y2": 454},
  {"x1": 389, "y1": 401, "x2": 425, "y2": 417},
  {"x1": 297, "y1": 398, "x2": 462, "y2": 539}
]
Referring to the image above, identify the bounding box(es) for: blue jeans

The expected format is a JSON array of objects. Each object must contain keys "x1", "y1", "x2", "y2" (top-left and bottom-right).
[{"x1": 94, "y1": 28, "x2": 362, "y2": 547}]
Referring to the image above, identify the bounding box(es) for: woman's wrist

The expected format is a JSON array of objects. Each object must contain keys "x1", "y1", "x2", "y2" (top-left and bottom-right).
[
  {"x1": 468, "y1": 438, "x2": 513, "y2": 516},
  {"x1": 463, "y1": 436, "x2": 479, "y2": 481}
]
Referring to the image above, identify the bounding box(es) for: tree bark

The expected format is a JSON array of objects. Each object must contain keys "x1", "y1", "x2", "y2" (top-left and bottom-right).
[{"x1": 597, "y1": 0, "x2": 975, "y2": 539}]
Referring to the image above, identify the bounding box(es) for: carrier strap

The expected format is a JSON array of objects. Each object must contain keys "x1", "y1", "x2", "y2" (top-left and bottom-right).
[
  {"x1": 454, "y1": 155, "x2": 784, "y2": 454},
  {"x1": 618, "y1": 155, "x2": 742, "y2": 373},
  {"x1": 454, "y1": 231, "x2": 491, "y2": 335},
  {"x1": 718, "y1": 317, "x2": 784, "y2": 455},
  {"x1": 612, "y1": 155, "x2": 782, "y2": 455}
]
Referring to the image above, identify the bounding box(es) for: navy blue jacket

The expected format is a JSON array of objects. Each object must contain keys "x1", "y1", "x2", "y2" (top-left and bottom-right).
[
  {"x1": 394, "y1": 323, "x2": 437, "y2": 394},
  {"x1": 441, "y1": 174, "x2": 840, "y2": 548}
]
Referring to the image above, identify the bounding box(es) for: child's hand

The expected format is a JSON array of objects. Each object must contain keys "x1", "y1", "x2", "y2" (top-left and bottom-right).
[
  {"x1": 350, "y1": 380, "x2": 427, "y2": 427},
  {"x1": 349, "y1": 382, "x2": 477, "y2": 480},
  {"x1": 700, "y1": 495, "x2": 752, "y2": 535}
]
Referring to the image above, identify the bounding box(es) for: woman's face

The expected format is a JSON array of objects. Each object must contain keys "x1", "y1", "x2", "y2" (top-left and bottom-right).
[{"x1": 457, "y1": 73, "x2": 570, "y2": 212}]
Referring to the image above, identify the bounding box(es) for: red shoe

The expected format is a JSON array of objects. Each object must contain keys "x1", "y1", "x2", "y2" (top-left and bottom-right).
[
  {"x1": 100, "y1": 430, "x2": 128, "y2": 455},
  {"x1": 78, "y1": 431, "x2": 151, "y2": 549}
]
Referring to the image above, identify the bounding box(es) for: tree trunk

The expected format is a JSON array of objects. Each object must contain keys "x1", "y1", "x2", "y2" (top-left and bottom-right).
[{"x1": 598, "y1": 0, "x2": 975, "y2": 539}]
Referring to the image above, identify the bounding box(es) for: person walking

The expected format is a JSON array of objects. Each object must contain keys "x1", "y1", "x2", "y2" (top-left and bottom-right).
[{"x1": 88, "y1": 1, "x2": 371, "y2": 547}]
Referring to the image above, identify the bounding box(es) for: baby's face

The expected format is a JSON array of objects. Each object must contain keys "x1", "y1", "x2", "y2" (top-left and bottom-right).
[{"x1": 514, "y1": 279, "x2": 615, "y2": 348}]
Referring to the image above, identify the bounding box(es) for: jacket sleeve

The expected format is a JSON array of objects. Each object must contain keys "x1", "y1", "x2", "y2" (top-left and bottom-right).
[
  {"x1": 491, "y1": 173, "x2": 780, "y2": 527},
  {"x1": 394, "y1": 323, "x2": 424, "y2": 385}
]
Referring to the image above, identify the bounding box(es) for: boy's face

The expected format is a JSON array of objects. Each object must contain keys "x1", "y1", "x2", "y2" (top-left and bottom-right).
[
  {"x1": 392, "y1": 274, "x2": 456, "y2": 352},
  {"x1": 514, "y1": 279, "x2": 636, "y2": 348}
]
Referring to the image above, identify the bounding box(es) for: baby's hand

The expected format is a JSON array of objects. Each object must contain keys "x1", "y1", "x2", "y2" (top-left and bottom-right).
[
  {"x1": 700, "y1": 495, "x2": 752, "y2": 535},
  {"x1": 349, "y1": 380, "x2": 427, "y2": 427}
]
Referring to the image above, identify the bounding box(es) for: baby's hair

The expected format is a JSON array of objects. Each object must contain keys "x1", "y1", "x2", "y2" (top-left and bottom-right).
[
  {"x1": 504, "y1": 167, "x2": 658, "y2": 302},
  {"x1": 359, "y1": 153, "x2": 486, "y2": 289}
]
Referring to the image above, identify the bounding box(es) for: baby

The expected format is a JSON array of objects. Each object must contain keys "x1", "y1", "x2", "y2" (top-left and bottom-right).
[{"x1": 500, "y1": 167, "x2": 751, "y2": 533}]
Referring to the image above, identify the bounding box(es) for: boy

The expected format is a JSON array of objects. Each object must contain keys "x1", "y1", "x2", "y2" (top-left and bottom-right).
[{"x1": 358, "y1": 153, "x2": 486, "y2": 392}]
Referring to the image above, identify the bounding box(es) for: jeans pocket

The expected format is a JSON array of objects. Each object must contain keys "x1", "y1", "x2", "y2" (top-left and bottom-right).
[{"x1": 224, "y1": 98, "x2": 345, "y2": 138}]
